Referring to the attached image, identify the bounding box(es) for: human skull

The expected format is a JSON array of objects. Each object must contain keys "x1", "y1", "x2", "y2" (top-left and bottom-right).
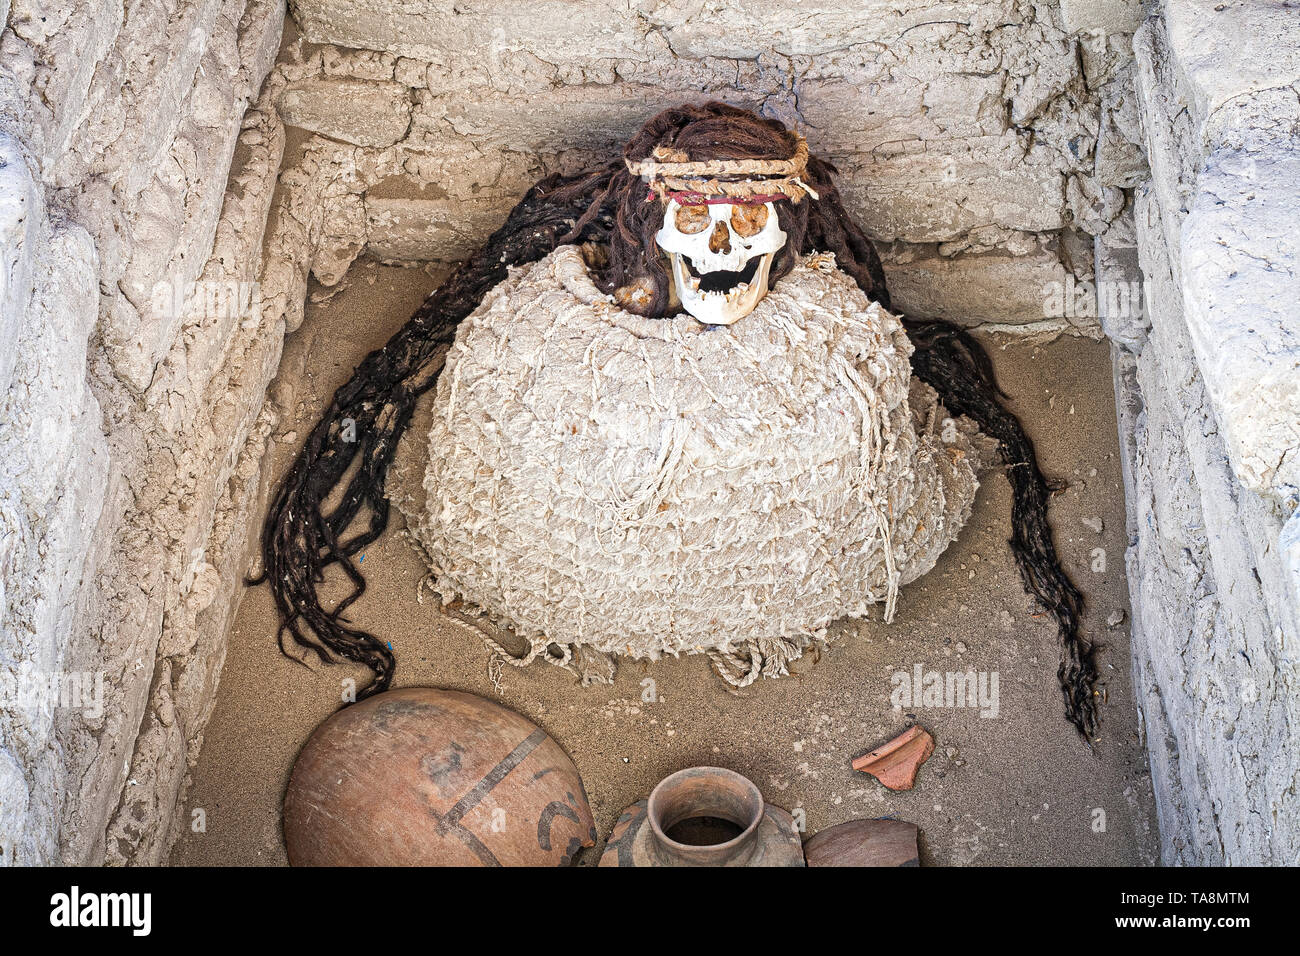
[{"x1": 655, "y1": 199, "x2": 787, "y2": 325}]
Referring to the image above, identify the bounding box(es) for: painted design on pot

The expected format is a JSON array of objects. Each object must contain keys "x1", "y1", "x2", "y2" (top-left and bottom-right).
[
  {"x1": 599, "y1": 766, "x2": 804, "y2": 867},
  {"x1": 655, "y1": 199, "x2": 786, "y2": 325},
  {"x1": 282, "y1": 688, "x2": 596, "y2": 866}
]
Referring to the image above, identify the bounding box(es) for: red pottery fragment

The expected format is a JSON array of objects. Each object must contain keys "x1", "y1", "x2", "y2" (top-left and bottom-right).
[
  {"x1": 851, "y1": 725, "x2": 935, "y2": 790},
  {"x1": 803, "y1": 819, "x2": 920, "y2": 867}
]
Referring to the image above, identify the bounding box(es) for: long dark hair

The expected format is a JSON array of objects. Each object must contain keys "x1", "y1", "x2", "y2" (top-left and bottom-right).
[
  {"x1": 561, "y1": 103, "x2": 890, "y2": 315},
  {"x1": 253, "y1": 102, "x2": 1098, "y2": 738}
]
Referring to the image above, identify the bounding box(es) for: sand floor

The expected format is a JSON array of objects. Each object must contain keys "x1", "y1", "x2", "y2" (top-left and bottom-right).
[{"x1": 171, "y1": 259, "x2": 1160, "y2": 866}]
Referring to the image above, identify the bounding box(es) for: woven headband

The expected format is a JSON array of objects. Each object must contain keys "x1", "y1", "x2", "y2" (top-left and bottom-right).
[{"x1": 626, "y1": 134, "x2": 819, "y2": 205}]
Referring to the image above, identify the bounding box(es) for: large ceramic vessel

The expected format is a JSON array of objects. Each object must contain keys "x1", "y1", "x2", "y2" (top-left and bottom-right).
[{"x1": 283, "y1": 688, "x2": 596, "y2": 866}]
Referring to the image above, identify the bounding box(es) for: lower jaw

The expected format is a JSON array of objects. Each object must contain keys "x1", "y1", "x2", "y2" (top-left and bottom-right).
[{"x1": 672, "y1": 254, "x2": 771, "y2": 325}]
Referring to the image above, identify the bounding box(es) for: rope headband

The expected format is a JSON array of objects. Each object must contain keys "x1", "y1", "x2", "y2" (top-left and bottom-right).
[{"x1": 626, "y1": 134, "x2": 820, "y2": 205}]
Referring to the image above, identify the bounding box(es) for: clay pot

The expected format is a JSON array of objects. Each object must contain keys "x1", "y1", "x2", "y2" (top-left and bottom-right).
[
  {"x1": 283, "y1": 688, "x2": 595, "y2": 866},
  {"x1": 600, "y1": 767, "x2": 804, "y2": 867},
  {"x1": 803, "y1": 819, "x2": 921, "y2": 867}
]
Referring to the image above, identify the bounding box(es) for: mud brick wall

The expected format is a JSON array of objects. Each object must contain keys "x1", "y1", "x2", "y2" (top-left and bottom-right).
[
  {"x1": 0, "y1": 0, "x2": 285, "y2": 864},
  {"x1": 1112, "y1": 2, "x2": 1300, "y2": 865}
]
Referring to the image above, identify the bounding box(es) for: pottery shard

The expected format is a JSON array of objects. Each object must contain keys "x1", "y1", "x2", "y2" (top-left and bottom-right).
[
  {"x1": 803, "y1": 819, "x2": 920, "y2": 867},
  {"x1": 851, "y1": 725, "x2": 935, "y2": 791}
]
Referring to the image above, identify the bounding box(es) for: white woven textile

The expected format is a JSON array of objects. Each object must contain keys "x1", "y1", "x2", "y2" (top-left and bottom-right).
[{"x1": 391, "y1": 245, "x2": 985, "y2": 686}]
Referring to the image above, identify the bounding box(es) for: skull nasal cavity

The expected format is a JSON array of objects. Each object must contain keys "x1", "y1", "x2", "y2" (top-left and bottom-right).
[{"x1": 709, "y1": 221, "x2": 731, "y2": 254}]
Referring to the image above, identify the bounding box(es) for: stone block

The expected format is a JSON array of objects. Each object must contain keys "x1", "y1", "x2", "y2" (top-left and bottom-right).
[
  {"x1": 281, "y1": 77, "x2": 413, "y2": 147},
  {"x1": 1181, "y1": 147, "x2": 1300, "y2": 502}
]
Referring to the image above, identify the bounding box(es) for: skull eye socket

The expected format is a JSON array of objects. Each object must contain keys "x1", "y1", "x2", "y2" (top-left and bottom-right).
[
  {"x1": 673, "y1": 203, "x2": 710, "y2": 235},
  {"x1": 730, "y1": 203, "x2": 769, "y2": 238}
]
